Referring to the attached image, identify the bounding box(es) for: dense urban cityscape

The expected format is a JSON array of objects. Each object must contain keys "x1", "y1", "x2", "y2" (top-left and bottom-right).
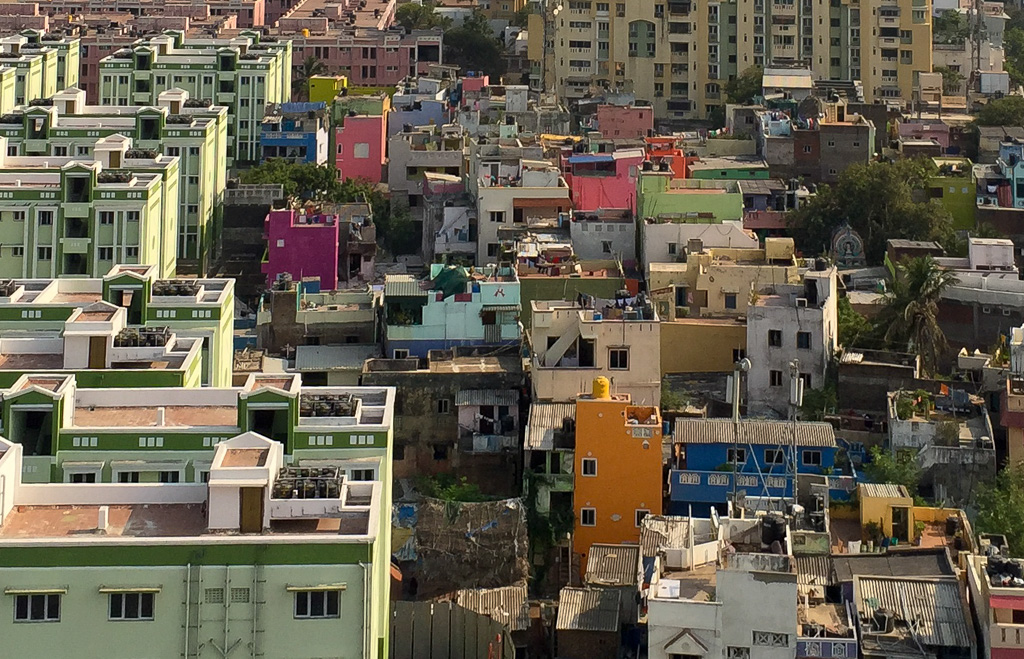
[{"x1": 1, "y1": 0, "x2": 1024, "y2": 657}]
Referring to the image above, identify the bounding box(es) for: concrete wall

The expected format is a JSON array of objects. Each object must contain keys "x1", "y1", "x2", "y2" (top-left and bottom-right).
[
  {"x1": 660, "y1": 320, "x2": 747, "y2": 375},
  {"x1": 569, "y1": 219, "x2": 637, "y2": 266}
]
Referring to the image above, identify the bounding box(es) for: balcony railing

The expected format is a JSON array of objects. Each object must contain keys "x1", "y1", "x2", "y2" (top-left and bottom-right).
[{"x1": 991, "y1": 622, "x2": 1024, "y2": 649}]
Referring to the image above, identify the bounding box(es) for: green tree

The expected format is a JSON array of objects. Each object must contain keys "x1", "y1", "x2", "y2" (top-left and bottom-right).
[
  {"x1": 837, "y1": 296, "x2": 873, "y2": 348},
  {"x1": 933, "y1": 10, "x2": 971, "y2": 44},
  {"x1": 444, "y1": 10, "x2": 507, "y2": 79},
  {"x1": 396, "y1": 1, "x2": 452, "y2": 31},
  {"x1": 976, "y1": 462, "x2": 1024, "y2": 557},
  {"x1": 293, "y1": 55, "x2": 327, "y2": 101},
  {"x1": 787, "y1": 158, "x2": 954, "y2": 265},
  {"x1": 1004, "y1": 24, "x2": 1024, "y2": 87},
  {"x1": 801, "y1": 384, "x2": 837, "y2": 421},
  {"x1": 933, "y1": 66, "x2": 965, "y2": 95},
  {"x1": 239, "y1": 160, "x2": 338, "y2": 200},
  {"x1": 418, "y1": 473, "x2": 489, "y2": 502},
  {"x1": 864, "y1": 445, "x2": 921, "y2": 494},
  {"x1": 975, "y1": 95, "x2": 1024, "y2": 127},
  {"x1": 724, "y1": 65, "x2": 764, "y2": 105},
  {"x1": 875, "y1": 256, "x2": 959, "y2": 374},
  {"x1": 511, "y1": 5, "x2": 531, "y2": 28}
]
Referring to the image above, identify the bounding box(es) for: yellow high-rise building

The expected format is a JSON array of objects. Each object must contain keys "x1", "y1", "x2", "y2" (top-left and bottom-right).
[{"x1": 531, "y1": 0, "x2": 931, "y2": 123}]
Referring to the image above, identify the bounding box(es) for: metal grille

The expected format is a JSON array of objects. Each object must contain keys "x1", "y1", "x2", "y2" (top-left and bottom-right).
[
  {"x1": 230, "y1": 588, "x2": 250, "y2": 603},
  {"x1": 204, "y1": 588, "x2": 224, "y2": 604}
]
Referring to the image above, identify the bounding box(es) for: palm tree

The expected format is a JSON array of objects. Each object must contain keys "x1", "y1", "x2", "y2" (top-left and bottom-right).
[
  {"x1": 878, "y1": 256, "x2": 959, "y2": 374},
  {"x1": 293, "y1": 56, "x2": 328, "y2": 102}
]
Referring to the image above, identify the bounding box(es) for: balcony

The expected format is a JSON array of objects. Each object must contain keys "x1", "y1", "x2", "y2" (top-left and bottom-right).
[
  {"x1": 63, "y1": 202, "x2": 90, "y2": 218},
  {"x1": 991, "y1": 622, "x2": 1024, "y2": 649}
]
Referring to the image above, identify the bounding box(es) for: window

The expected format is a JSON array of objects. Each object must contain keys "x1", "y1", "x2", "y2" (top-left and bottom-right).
[
  {"x1": 98, "y1": 247, "x2": 113, "y2": 261},
  {"x1": 797, "y1": 331, "x2": 811, "y2": 349},
  {"x1": 733, "y1": 348, "x2": 746, "y2": 362},
  {"x1": 11, "y1": 210, "x2": 24, "y2": 222},
  {"x1": 158, "y1": 471, "x2": 180, "y2": 483},
  {"x1": 800, "y1": 372, "x2": 812, "y2": 389},
  {"x1": 99, "y1": 211, "x2": 114, "y2": 225},
  {"x1": 582, "y1": 457, "x2": 597, "y2": 476},
  {"x1": 609, "y1": 348, "x2": 629, "y2": 370},
  {"x1": 489, "y1": 211, "x2": 505, "y2": 223},
  {"x1": 432, "y1": 444, "x2": 448, "y2": 460},
  {"x1": 393, "y1": 349, "x2": 409, "y2": 359},
  {"x1": 802, "y1": 145, "x2": 812, "y2": 153},
  {"x1": 764, "y1": 449, "x2": 785, "y2": 465},
  {"x1": 768, "y1": 329, "x2": 782, "y2": 347},
  {"x1": 601, "y1": 240, "x2": 612, "y2": 254},
  {"x1": 435, "y1": 399, "x2": 450, "y2": 414},
  {"x1": 76, "y1": 146, "x2": 90, "y2": 156},
  {"x1": 293, "y1": 590, "x2": 340, "y2": 619},
  {"x1": 38, "y1": 210, "x2": 53, "y2": 226},
  {"x1": 14, "y1": 594, "x2": 60, "y2": 622},
  {"x1": 118, "y1": 472, "x2": 140, "y2": 483},
  {"x1": 667, "y1": 242, "x2": 677, "y2": 255},
  {"x1": 350, "y1": 469, "x2": 374, "y2": 481},
  {"x1": 126, "y1": 211, "x2": 139, "y2": 222},
  {"x1": 354, "y1": 143, "x2": 370, "y2": 159},
  {"x1": 724, "y1": 294, "x2": 737, "y2": 309},
  {"x1": 802, "y1": 450, "x2": 822, "y2": 467},
  {"x1": 769, "y1": 370, "x2": 783, "y2": 387},
  {"x1": 727, "y1": 649, "x2": 750, "y2": 659},
  {"x1": 124, "y1": 247, "x2": 139, "y2": 259},
  {"x1": 580, "y1": 507, "x2": 597, "y2": 526},
  {"x1": 727, "y1": 447, "x2": 746, "y2": 463},
  {"x1": 37, "y1": 246, "x2": 52, "y2": 261},
  {"x1": 108, "y1": 592, "x2": 154, "y2": 621},
  {"x1": 53, "y1": 146, "x2": 67, "y2": 157},
  {"x1": 635, "y1": 509, "x2": 650, "y2": 527},
  {"x1": 753, "y1": 631, "x2": 789, "y2": 647},
  {"x1": 12, "y1": 246, "x2": 23, "y2": 257}
]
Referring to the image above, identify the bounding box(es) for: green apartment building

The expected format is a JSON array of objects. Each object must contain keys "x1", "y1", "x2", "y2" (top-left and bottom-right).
[
  {"x1": 0, "y1": 133, "x2": 179, "y2": 280},
  {"x1": 19, "y1": 29, "x2": 79, "y2": 91},
  {"x1": 98, "y1": 30, "x2": 291, "y2": 167},
  {"x1": 0, "y1": 87, "x2": 228, "y2": 267},
  {"x1": 0, "y1": 421, "x2": 394, "y2": 658},
  {"x1": 0, "y1": 264, "x2": 235, "y2": 387},
  {"x1": 0, "y1": 34, "x2": 58, "y2": 105}
]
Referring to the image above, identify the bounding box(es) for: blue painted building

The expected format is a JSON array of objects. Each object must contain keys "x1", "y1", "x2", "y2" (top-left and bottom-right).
[
  {"x1": 669, "y1": 418, "x2": 844, "y2": 516},
  {"x1": 260, "y1": 102, "x2": 330, "y2": 165}
]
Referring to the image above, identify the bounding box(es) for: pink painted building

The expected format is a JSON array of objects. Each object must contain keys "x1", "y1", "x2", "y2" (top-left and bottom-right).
[
  {"x1": 595, "y1": 104, "x2": 654, "y2": 140},
  {"x1": 461, "y1": 73, "x2": 489, "y2": 94},
  {"x1": 898, "y1": 120, "x2": 951, "y2": 149},
  {"x1": 262, "y1": 209, "x2": 340, "y2": 291},
  {"x1": 566, "y1": 148, "x2": 644, "y2": 214},
  {"x1": 335, "y1": 114, "x2": 387, "y2": 182}
]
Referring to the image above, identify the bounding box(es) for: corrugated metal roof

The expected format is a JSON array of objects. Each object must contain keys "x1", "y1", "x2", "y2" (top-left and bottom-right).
[
  {"x1": 795, "y1": 555, "x2": 836, "y2": 589},
  {"x1": 294, "y1": 344, "x2": 379, "y2": 371},
  {"x1": 859, "y1": 483, "x2": 911, "y2": 499},
  {"x1": 525, "y1": 403, "x2": 575, "y2": 450},
  {"x1": 555, "y1": 587, "x2": 621, "y2": 632},
  {"x1": 455, "y1": 389, "x2": 519, "y2": 407},
  {"x1": 640, "y1": 515, "x2": 690, "y2": 558},
  {"x1": 584, "y1": 544, "x2": 641, "y2": 587},
  {"x1": 455, "y1": 585, "x2": 530, "y2": 632},
  {"x1": 855, "y1": 576, "x2": 971, "y2": 648},
  {"x1": 384, "y1": 274, "x2": 428, "y2": 297},
  {"x1": 673, "y1": 418, "x2": 837, "y2": 447},
  {"x1": 833, "y1": 549, "x2": 956, "y2": 583}
]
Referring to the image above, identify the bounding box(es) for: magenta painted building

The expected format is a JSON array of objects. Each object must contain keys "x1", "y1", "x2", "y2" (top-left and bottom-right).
[
  {"x1": 566, "y1": 148, "x2": 644, "y2": 214},
  {"x1": 335, "y1": 114, "x2": 387, "y2": 183},
  {"x1": 262, "y1": 209, "x2": 340, "y2": 291},
  {"x1": 595, "y1": 105, "x2": 655, "y2": 140}
]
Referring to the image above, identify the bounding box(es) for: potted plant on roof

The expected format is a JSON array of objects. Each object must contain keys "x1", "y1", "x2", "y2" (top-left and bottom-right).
[{"x1": 914, "y1": 520, "x2": 926, "y2": 546}]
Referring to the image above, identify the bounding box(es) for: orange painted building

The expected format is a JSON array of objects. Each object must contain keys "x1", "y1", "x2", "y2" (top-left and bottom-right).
[
  {"x1": 573, "y1": 378, "x2": 663, "y2": 573},
  {"x1": 644, "y1": 136, "x2": 696, "y2": 180}
]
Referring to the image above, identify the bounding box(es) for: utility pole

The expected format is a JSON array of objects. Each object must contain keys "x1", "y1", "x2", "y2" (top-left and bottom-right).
[
  {"x1": 728, "y1": 357, "x2": 751, "y2": 515},
  {"x1": 789, "y1": 359, "x2": 804, "y2": 503}
]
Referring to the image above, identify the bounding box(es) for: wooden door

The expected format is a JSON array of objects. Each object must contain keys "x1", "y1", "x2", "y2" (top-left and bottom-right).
[
  {"x1": 239, "y1": 487, "x2": 264, "y2": 533},
  {"x1": 88, "y1": 336, "x2": 106, "y2": 369}
]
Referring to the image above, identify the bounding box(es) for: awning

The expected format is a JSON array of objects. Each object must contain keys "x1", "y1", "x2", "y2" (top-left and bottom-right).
[
  {"x1": 98, "y1": 586, "x2": 163, "y2": 594},
  {"x1": 513, "y1": 198, "x2": 568, "y2": 209},
  {"x1": 455, "y1": 389, "x2": 518, "y2": 407},
  {"x1": 285, "y1": 583, "x2": 347, "y2": 592},
  {"x1": 5, "y1": 587, "x2": 68, "y2": 595},
  {"x1": 991, "y1": 595, "x2": 1024, "y2": 611},
  {"x1": 482, "y1": 304, "x2": 519, "y2": 312}
]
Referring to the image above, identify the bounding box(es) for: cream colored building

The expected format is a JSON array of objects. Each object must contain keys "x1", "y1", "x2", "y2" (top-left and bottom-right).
[
  {"x1": 532, "y1": 0, "x2": 932, "y2": 123},
  {"x1": 530, "y1": 298, "x2": 661, "y2": 406},
  {"x1": 648, "y1": 238, "x2": 800, "y2": 320}
]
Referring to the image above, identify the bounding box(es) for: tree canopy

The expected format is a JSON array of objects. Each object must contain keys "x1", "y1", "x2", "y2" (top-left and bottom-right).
[
  {"x1": 932, "y1": 10, "x2": 971, "y2": 44},
  {"x1": 725, "y1": 66, "x2": 764, "y2": 105},
  {"x1": 396, "y1": 1, "x2": 452, "y2": 31},
  {"x1": 864, "y1": 445, "x2": 922, "y2": 496},
  {"x1": 443, "y1": 10, "x2": 507, "y2": 80},
  {"x1": 293, "y1": 56, "x2": 327, "y2": 101},
  {"x1": 787, "y1": 158, "x2": 954, "y2": 265},
  {"x1": 875, "y1": 256, "x2": 959, "y2": 374},
  {"x1": 975, "y1": 95, "x2": 1024, "y2": 127},
  {"x1": 238, "y1": 161, "x2": 418, "y2": 256},
  {"x1": 976, "y1": 462, "x2": 1024, "y2": 557}
]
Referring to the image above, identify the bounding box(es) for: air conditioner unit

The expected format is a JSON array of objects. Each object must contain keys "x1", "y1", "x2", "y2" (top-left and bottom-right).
[{"x1": 795, "y1": 297, "x2": 808, "y2": 308}]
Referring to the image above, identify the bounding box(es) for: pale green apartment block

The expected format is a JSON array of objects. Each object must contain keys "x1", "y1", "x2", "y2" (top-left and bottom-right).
[
  {"x1": 98, "y1": 30, "x2": 291, "y2": 167},
  {"x1": 0, "y1": 34, "x2": 58, "y2": 104},
  {"x1": 0, "y1": 263, "x2": 236, "y2": 387},
  {"x1": 0, "y1": 133, "x2": 179, "y2": 280},
  {"x1": 0, "y1": 415, "x2": 395, "y2": 659},
  {"x1": 0, "y1": 87, "x2": 229, "y2": 266}
]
